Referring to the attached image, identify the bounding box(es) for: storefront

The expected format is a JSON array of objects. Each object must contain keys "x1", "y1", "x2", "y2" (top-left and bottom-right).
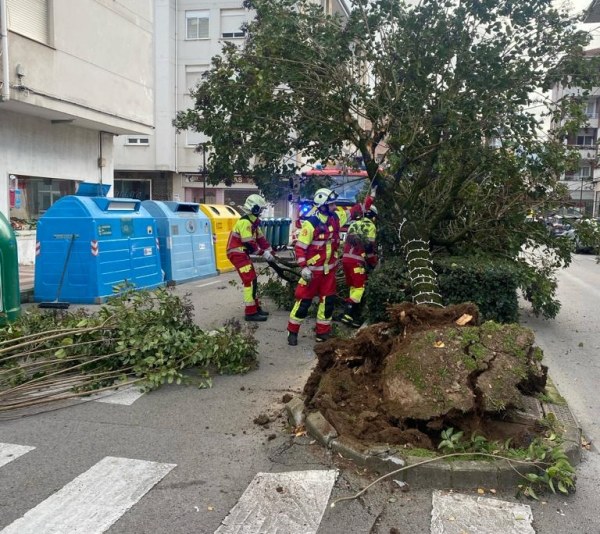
[{"x1": 8, "y1": 175, "x2": 77, "y2": 265}]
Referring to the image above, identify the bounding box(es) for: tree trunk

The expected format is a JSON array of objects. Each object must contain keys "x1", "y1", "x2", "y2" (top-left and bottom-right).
[{"x1": 400, "y1": 221, "x2": 443, "y2": 307}]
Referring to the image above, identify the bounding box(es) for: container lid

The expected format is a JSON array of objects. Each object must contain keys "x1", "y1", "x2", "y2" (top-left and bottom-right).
[{"x1": 76, "y1": 182, "x2": 111, "y2": 197}]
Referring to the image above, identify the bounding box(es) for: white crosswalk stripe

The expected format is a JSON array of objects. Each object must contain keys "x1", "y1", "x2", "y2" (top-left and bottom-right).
[
  {"x1": 0, "y1": 442, "x2": 35, "y2": 469},
  {"x1": 91, "y1": 386, "x2": 145, "y2": 405},
  {"x1": 0, "y1": 456, "x2": 175, "y2": 534},
  {"x1": 215, "y1": 470, "x2": 338, "y2": 534},
  {"x1": 430, "y1": 490, "x2": 535, "y2": 533}
]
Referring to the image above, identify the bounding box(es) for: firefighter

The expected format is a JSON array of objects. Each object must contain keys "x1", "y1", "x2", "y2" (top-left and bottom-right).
[
  {"x1": 287, "y1": 188, "x2": 373, "y2": 345},
  {"x1": 340, "y1": 205, "x2": 378, "y2": 327},
  {"x1": 226, "y1": 194, "x2": 275, "y2": 322}
]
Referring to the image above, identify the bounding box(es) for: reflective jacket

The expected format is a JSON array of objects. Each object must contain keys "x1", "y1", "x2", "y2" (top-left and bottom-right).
[
  {"x1": 295, "y1": 204, "x2": 363, "y2": 275},
  {"x1": 226, "y1": 214, "x2": 271, "y2": 256},
  {"x1": 342, "y1": 218, "x2": 377, "y2": 267}
]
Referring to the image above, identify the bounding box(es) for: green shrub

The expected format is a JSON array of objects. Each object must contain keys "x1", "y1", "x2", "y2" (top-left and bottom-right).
[
  {"x1": 363, "y1": 257, "x2": 410, "y2": 323},
  {"x1": 435, "y1": 256, "x2": 519, "y2": 323}
]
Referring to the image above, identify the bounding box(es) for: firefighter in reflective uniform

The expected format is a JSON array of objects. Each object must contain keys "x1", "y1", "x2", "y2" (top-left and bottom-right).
[
  {"x1": 340, "y1": 206, "x2": 378, "y2": 327},
  {"x1": 226, "y1": 194, "x2": 274, "y2": 322},
  {"x1": 287, "y1": 188, "x2": 372, "y2": 346}
]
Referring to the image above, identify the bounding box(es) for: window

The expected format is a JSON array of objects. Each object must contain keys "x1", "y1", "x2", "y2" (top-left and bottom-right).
[
  {"x1": 113, "y1": 179, "x2": 152, "y2": 200},
  {"x1": 576, "y1": 135, "x2": 595, "y2": 146},
  {"x1": 221, "y1": 9, "x2": 246, "y2": 38},
  {"x1": 186, "y1": 10, "x2": 209, "y2": 39},
  {"x1": 9, "y1": 176, "x2": 76, "y2": 225},
  {"x1": 125, "y1": 137, "x2": 150, "y2": 146},
  {"x1": 185, "y1": 65, "x2": 209, "y2": 95},
  {"x1": 6, "y1": 0, "x2": 49, "y2": 44},
  {"x1": 586, "y1": 100, "x2": 597, "y2": 118}
]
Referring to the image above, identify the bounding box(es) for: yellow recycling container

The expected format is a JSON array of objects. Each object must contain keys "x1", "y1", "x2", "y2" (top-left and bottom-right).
[{"x1": 199, "y1": 204, "x2": 241, "y2": 273}]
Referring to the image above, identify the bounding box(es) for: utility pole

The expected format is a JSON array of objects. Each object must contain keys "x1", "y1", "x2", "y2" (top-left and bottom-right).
[{"x1": 200, "y1": 143, "x2": 207, "y2": 203}]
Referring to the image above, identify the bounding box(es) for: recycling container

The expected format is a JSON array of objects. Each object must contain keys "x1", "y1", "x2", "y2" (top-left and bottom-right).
[
  {"x1": 34, "y1": 182, "x2": 163, "y2": 304},
  {"x1": 279, "y1": 217, "x2": 292, "y2": 248},
  {"x1": 270, "y1": 218, "x2": 281, "y2": 248},
  {"x1": 198, "y1": 204, "x2": 240, "y2": 273},
  {"x1": 0, "y1": 211, "x2": 20, "y2": 324},
  {"x1": 261, "y1": 218, "x2": 274, "y2": 248},
  {"x1": 142, "y1": 201, "x2": 217, "y2": 284}
]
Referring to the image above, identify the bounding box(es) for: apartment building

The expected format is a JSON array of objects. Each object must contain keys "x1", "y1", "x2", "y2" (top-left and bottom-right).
[
  {"x1": 551, "y1": 48, "x2": 600, "y2": 217},
  {"x1": 0, "y1": 0, "x2": 154, "y2": 262},
  {"x1": 113, "y1": 0, "x2": 350, "y2": 216}
]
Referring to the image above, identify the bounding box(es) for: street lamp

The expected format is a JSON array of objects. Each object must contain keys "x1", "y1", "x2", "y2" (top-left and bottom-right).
[{"x1": 199, "y1": 143, "x2": 207, "y2": 203}]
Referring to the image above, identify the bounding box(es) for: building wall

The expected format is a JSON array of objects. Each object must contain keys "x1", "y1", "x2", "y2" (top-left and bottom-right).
[
  {"x1": 0, "y1": 109, "x2": 113, "y2": 217},
  {"x1": 1, "y1": 0, "x2": 155, "y2": 224}
]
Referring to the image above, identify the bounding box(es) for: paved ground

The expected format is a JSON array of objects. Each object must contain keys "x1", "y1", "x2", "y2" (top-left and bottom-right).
[{"x1": 3, "y1": 259, "x2": 599, "y2": 533}]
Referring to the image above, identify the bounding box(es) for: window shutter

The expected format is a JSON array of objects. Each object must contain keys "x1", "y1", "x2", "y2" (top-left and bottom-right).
[
  {"x1": 221, "y1": 9, "x2": 245, "y2": 37},
  {"x1": 6, "y1": 0, "x2": 49, "y2": 44}
]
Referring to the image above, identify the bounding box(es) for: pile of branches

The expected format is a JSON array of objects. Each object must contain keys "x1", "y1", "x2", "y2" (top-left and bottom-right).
[{"x1": 0, "y1": 288, "x2": 257, "y2": 415}]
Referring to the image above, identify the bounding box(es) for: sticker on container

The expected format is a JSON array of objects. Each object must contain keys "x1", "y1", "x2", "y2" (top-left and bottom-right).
[
  {"x1": 185, "y1": 220, "x2": 196, "y2": 233},
  {"x1": 144, "y1": 247, "x2": 153, "y2": 256},
  {"x1": 147, "y1": 225, "x2": 153, "y2": 235},
  {"x1": 98, "y1": 225, "x2": 112, "y2": 236},
  {"x1": 198, "y1": 243, "x2": 206, "y2": 250},
  {"x1": 121, "y1": 219, "x2": 134, "y2": 236}
]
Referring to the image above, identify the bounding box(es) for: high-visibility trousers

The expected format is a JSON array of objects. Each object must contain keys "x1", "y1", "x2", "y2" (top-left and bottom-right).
[
  {"x1": 287, "y1": 269, "x2": 337, "y2": 335},
  {"x1": 227, "y1": 251, "x2": 260, "y2": 316},
  {"x1": 342, "y1": 259, "x2": 367, "y2": 304}
]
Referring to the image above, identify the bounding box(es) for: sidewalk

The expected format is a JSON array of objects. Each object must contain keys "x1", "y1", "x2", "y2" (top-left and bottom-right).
[{"x1": 18, "y1": 264, "x2": 34, "y2": 303}]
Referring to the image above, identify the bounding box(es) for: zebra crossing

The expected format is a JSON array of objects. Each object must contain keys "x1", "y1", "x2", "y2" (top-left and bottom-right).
[{"x1": 0, "y1": 439, "x2": 535, "y2": 533}]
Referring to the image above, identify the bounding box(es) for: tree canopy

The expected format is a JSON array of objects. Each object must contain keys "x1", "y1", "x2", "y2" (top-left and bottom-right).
[{"x1": 175, "y1": 0, "x2": 600, "y2": 316}]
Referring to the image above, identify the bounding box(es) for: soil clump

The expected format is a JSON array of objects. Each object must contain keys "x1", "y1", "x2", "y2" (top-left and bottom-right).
[{"x1": 304, "y1": 303, "x2": 548, "y2": 451}]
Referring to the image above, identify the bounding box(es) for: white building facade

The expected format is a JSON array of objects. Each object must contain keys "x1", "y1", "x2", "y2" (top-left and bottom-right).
[
  {"x1": 551, "y1": 52, "x2": 600, "y2": 217},
  {"x1": 0, "y1": 0, "x2": 154, "y2": 262},
  {"x1": 114, "y1": 0, "x2": 350, "y2": 215}
]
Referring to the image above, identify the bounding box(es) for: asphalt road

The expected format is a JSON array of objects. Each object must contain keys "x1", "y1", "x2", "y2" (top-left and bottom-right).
[{"x1": 1, "y1": 259, "x2": 599, "y2": 533}]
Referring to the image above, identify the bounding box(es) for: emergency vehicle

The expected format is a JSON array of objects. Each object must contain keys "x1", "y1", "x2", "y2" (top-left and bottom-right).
[{"x1": 290, "y1": 168, "x2": 369, "y2": 242}]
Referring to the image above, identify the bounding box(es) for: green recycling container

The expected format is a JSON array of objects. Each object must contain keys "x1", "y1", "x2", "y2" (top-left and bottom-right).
[
  {"x1": 0, "y1": 211, "x2": 21, "y2": 325},
  {"x1": 261, "y1": 219, "x2": 273, "y2": 247},
  {"x1": 279, "y1": 218, "x2": 292, "y2": 247},
  {"x1": 271, "y1": 218, "x2": 282, "y2": 248}
]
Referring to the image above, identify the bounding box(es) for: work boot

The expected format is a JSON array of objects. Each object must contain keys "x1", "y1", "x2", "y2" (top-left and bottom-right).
[
  {"x1": 256, "y1": 307, "x2": 270, "y2": 316},
  {"x1": 287, "y1": 331, "x2": 298, "y2": 346},
  {"x1": 245, "y1": 313, "x2": 268, "y2": 322},
  {"x1": 315, "y1": 332, "x2": 333, "y2": 343}
]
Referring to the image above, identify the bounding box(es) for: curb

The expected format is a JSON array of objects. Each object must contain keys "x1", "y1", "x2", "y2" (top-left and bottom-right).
[{"x1": 285, "y1": 392, "x2": 582, "y2": 490}]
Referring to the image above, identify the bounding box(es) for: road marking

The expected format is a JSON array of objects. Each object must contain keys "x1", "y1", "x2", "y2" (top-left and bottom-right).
[
  {"x1": 215, "y1": 470, "x2": 337, "y2": 534},
  {"x1": 195, "y1": 280, "x2": 221, "y2": 288},
  {"x1": 93, "y1": 386, "x2": 145, "y2": 405},
  {"x1": 0, "y1": 443, "x2": 35, "y2": 469},
  {"x1": 430, "y1": 490, "x2": 534, "y2": 533},
  {"x1": 1, "y1": 456, "x2": 175, "y2": 534}
]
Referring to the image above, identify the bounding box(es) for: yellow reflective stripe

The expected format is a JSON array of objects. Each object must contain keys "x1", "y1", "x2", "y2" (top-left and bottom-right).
[
  {"x1": 306, "y1": 254, "x2": 321, "y2": 265},
  {"x1": 243, "y1": 286, "x2": 254, "y2": 304},
  {"x1": 349, "y1": 286, "x2": 364, "y2": 303},
  {"x1": 239, "y1": 264, "x2": 253, "y2": 274},
  {"x1": 228, "y1": 247, "x2": 246, "y2": 253},
  {"x1": 353, "y1": 266, "x2": 365, "y2": 274}
]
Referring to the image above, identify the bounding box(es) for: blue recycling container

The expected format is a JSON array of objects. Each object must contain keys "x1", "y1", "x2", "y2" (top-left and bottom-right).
[
  {"x1": 279, "y1": 218, "x2": 292, "y2": 247},
  {"x1": 142, "y1": 201, "x2": 217, "y2": 284},
  {"x1": 34, "y1": 182, "x2": 163, "y2": 304}
]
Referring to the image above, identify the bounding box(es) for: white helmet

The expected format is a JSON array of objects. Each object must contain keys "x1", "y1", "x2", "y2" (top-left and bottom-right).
[
  {"x1": 244, "y1": 194, "x2": 267, "y2": 215},
  {"x1": 313, "y1": 188, "x2": 339, "y2": 207}
]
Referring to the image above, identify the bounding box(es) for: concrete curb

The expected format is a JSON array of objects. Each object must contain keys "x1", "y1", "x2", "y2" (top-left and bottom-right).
[{"x1": 286, "y1": 392, "x2": 583, "y2": 491}]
